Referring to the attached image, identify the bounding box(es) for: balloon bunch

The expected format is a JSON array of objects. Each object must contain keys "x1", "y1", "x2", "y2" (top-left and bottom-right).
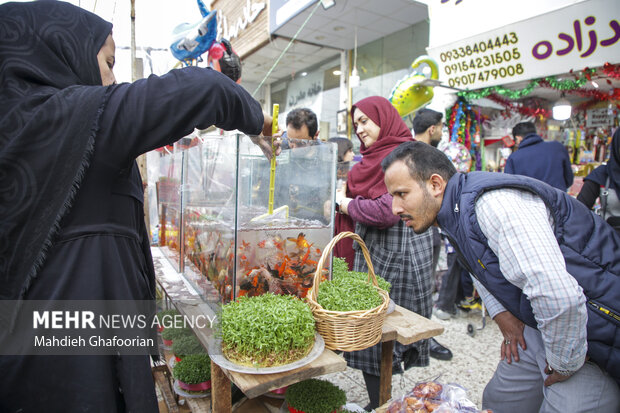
[
  {"x1": 447, "y1": 100, "x2": 465, "y2": 145},
  {"x1": 446, "y1": 99, "x2": 482, "y2": 170}
]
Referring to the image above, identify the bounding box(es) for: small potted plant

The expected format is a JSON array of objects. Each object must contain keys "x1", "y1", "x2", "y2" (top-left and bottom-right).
[
  {"x1": 172, "y1": 353, "x2": 212, "y2": 393},
  {"x1": 156, "y1": 308, "x2": 179, "y2": 333},
  {"x1": 284, "y1": 379, "x2": 346, "y2": 413},
  {"x1": 161, "y1": 326, "x2": 192, "y2": 348},
  {"x1": 171, "y1": 334, "x2": 205, "y2": 362}
]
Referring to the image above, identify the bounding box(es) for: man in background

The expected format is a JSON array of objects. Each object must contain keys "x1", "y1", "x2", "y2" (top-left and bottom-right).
[
  {"x1": 413, "y1": 108, "x2": 443, "y2": 147},
  {"x1": 282, "y1": 107, "x2": 319, "y2": 148},
  {"x1": 505, "y1": 121, "x2": 574, "y2": 191}
]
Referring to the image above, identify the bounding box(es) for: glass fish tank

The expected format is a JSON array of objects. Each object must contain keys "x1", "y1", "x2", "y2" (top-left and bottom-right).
[
  {"x1": 156, "y1": 150, "x2": 185, "y2": 273},
  {"x1": 180, "y1": 132, "x2": 337, "y2": 307}
]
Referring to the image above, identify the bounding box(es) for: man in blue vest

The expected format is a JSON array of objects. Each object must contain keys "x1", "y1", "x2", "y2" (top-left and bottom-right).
[
  {"x1": 505, "y1": 121, "x2": 574, "y2": 191},
  {"x1": 381, "y1": 141, "x2": 619, "y2": 412}
]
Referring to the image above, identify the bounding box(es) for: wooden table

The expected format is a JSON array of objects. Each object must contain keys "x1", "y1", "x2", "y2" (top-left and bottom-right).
[
  {"x1": 152, "y1": 248, "x2": 444, "y2": 412},
  {"x1": 379, "y1": 306, "x2": 444, "y2": 405}
]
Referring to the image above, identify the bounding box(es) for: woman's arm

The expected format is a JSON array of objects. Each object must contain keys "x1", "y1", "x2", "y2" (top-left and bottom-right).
[
  {"x1": 98, "y1": 67, "x2": 264, "y2": 167},
  {"x1": 340, "y1": 193, "x2": 400, "y2": 228}
]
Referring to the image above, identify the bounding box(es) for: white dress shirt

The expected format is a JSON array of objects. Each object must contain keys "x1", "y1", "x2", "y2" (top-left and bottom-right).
[{"x1": 472, "y1": 188, "x2": 587, "y2": 375}]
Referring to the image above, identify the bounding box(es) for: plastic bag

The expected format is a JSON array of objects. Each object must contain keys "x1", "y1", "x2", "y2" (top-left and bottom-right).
[{"x1": 384, "y1": 380, "x2": 493, "y2": 413}]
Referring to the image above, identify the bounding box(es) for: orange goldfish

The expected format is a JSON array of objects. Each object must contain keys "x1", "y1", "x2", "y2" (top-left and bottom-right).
[{"x1": 287, "y1": 233, "x2": 312, "y2": 249}]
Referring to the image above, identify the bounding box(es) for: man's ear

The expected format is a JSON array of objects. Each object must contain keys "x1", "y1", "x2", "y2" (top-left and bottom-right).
[{"x1": 428, "y1": 173, "x2": 447, "y2": 197}]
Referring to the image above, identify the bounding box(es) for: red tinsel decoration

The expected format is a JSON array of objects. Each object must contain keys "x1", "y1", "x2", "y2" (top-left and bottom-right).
[
  {"x1": 572, "y1": 87, "x2": 620, "y2": 102},
  {"x1": 486, "y1": 93, "x2": 552, "y2": 119},
  {"x1": 602, "y1": 62, "x2": 620, "y2": 80}
]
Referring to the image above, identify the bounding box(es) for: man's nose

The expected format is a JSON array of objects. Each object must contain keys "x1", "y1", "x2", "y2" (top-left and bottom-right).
[{"x1": 392, "y1": 198, "x2": 402, "y2": 216}]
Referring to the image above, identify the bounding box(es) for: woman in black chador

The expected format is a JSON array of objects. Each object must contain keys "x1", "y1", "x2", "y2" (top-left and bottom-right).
[{"x1": 0, "y1": 1, "x2": 271, "y2": 411}]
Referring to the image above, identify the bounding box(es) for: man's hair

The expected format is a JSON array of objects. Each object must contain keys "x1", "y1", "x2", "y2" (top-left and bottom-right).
[
  {"x1": 286, "y1": 108, "x2": 318, "y2": 138},
  {"x1": 382, "y1": 141, "x2": 456, "y2": 183},
  {"x1": 328, "y1": 137, "x2": 353, "y2": 162},
  {"x1": 412, "y1": 108, "x2": 443, "y2": 135},
  {"x1": 512, "y1": 122, "x2": 537, "y2": 139}
]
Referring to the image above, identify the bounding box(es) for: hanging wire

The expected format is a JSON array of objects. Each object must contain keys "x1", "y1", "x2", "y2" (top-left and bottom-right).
[{"x1": 251, "y1": 0, "x2": 323, "y2": 97}]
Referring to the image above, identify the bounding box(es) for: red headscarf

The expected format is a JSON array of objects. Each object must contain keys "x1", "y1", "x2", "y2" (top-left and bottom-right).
[
  {"x1": 347, "y1": 96, "x2": 414, "y2": 199},
  {"x1": 334, "y1": 96, "x2": 413, "y2": 269}
]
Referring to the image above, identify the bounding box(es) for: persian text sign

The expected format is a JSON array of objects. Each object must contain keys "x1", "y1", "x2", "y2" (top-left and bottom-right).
[
  {"x1": 286, "y1": 70, "x2": 324, "y2": 114},
  {"x1": 586, "y1": 108, "x2": 612, "y2": 128},
  {"x1": 427, "y1": 0, "x2": 619, "y2": 90}
]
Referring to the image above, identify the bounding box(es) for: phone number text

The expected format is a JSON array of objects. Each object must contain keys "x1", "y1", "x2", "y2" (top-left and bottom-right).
[
  {"x1": 447, "y1": 64, "x2": 525, "y2": 88},
  {"x1": 444, "y1": 48, "x2": 521, "y2": 75},
  {"x1": 440, "y1": 32, "x2": 519, "y2": 62}
]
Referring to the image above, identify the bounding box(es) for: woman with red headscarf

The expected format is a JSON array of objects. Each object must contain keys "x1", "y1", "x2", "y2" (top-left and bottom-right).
[{"x1": 335, "y1": 96, "x2": 434, "y2": 410}]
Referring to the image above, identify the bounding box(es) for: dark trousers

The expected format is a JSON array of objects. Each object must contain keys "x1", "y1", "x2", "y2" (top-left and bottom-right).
[
  {"x1": 436, "y1": 252, "x2": 468, "y2": 312},
  {"x1": 362, "y1": 371, "x2": 381, "y2": 409}
]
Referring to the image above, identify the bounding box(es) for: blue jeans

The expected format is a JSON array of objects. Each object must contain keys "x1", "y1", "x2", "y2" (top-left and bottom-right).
[{"x1": 482, "y1": 325, "x2": 620, "y2": 413}]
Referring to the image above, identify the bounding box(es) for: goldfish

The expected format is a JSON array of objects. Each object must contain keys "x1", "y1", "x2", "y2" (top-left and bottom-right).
[{"x1": 287, "y1": 233, "x2": 312, "y2": 249}]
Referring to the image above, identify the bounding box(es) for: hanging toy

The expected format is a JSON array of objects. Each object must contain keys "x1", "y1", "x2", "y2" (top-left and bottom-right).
[
  {"x1": 207, "y1": 39, "x2": 242, "y2": 83},
  {"x1": 170, "y1": 0, "x2": 220, "y2": 66},
  {"x1": 389, "y1": 55, "x2": 439, "y2": 118}
]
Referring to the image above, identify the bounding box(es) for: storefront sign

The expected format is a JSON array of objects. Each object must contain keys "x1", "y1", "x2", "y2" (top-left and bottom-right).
[
  {"x1": 285, "y1": 70, "x2": 324, "y2": 116},
  {"x1": 216, "y1": 0, "x2": 265, "y2": 41},
  {"x1": 586, "y1": 108, "x2": 613, "y2": 128},
  {"x1": 426, "y1": 0, "x2": 619, "y2": 89}
]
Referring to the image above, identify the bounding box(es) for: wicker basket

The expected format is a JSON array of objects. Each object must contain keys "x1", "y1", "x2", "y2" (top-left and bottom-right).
[{"x1": 307, "y1": 231, "x2": 389, "y2": 351}]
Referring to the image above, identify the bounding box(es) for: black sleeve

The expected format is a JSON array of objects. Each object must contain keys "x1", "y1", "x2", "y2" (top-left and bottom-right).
[
  {"x1": 97, "y1": 67, "x2": 263, "y2": 167},
  {"x1": 576, "y1": 179, "x2": 599, "y2": 209}
]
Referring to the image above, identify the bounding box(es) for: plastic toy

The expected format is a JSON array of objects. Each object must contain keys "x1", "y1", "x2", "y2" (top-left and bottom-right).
[{"x1": 389, "y1": 55, "x2": 439, "y2": 118}]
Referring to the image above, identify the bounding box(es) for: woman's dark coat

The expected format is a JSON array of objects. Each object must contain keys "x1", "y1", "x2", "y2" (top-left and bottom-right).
[{"x1": 0, "y1": 2, "x2": 263, "y2": 412}]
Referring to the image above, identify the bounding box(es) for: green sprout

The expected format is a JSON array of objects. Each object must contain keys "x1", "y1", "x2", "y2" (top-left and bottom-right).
[
  {"x1": 172, "y1": 335, "x2": 206, "y2": 358},
  {"x1": 221, "y1": 293, "x2": 316, "y2": 367},
  {"x1": 285, "y1": 379, "x2": 346, "y2": 413},
  {"x1": 173, "y1": 353, "x2": 211, "y2": 384},
  {"x1": 332, "y1": 257, "x2": 391, "y2": 293},
  {"x1": 161, "y1": 326, "x2": 193, "y2": 342}
]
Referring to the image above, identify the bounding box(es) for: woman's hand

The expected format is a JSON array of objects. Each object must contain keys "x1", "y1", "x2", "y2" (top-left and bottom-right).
[
  {"x1": 250, "y1": 117, "x2": 282, "y2": 160},
  {"x1": 336, "y1": 188, "x2": 351, "y2": 215},
  {"x1": 249, "y1": 135, "x2": 281, "y2": 160}
]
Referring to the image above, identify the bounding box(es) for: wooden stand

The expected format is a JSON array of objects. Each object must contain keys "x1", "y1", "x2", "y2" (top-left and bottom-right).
[{"x1": 151, "y1": 248, "x2": 444, "y2": 411}]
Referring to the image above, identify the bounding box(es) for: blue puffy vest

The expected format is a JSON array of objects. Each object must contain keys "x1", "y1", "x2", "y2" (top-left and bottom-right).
[{"x1": 437, "y1": 172, "x2": 619, "y2": 384}]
